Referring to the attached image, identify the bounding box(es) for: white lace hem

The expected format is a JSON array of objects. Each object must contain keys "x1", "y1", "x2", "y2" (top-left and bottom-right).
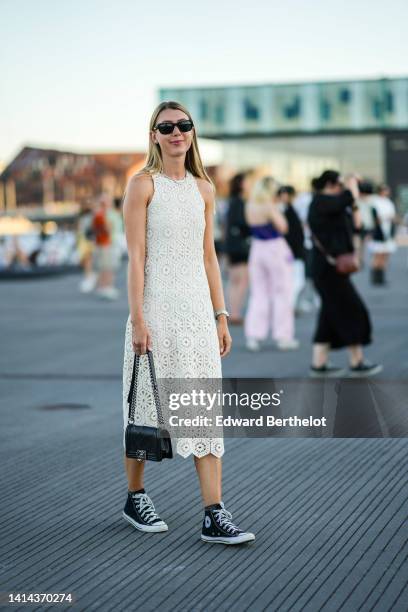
[
  {"x1": 175, "y1": 437, "x2": 224, "y2": 458},
  {"x1": 122, "y1": 433, "x2": 224, "y2": 458}
]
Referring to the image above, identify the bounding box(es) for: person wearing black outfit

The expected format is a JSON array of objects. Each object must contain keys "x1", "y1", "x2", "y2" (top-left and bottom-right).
[
  {"x1": 307, "y1": 170, "x2": 382, "y2": 377},
  {"x1": 278, "y1": 185, "x2": 306, "y2": 311},
  {"x1": 224, "y1": 172, "x2": 251, "y2": 324}
]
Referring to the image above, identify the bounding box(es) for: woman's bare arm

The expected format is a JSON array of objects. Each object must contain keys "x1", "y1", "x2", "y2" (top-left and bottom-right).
[
  {"x1": 268, "y1": 202, "x2": 288, "y2": 234},
  {"x1": 122, "y1": 174, "x2": 153, "y2": 353},
  {"x1": 198, "y1": 179, "x2": 232, "y2": 357}
]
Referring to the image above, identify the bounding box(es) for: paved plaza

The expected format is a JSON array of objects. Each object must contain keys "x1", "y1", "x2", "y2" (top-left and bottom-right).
[{"x1": 0, "y1": 250, "x2": 407, "y2": 611}]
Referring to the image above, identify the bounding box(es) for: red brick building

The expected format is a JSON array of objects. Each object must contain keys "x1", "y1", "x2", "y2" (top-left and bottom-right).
[{"x1": 0, "y1": 146, "x2": 146, "y2": 211}]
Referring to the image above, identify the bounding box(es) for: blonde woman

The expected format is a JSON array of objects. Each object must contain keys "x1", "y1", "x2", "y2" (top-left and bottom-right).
[
  {"x1": 121, "y1": 101, "x2": 255, "y2": 545},
  {"x1": 244, "y1": 176, "x2": 299, "y2": 351}
]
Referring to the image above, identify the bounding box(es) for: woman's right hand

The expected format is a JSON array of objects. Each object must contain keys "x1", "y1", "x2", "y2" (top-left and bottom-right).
[
  {"x1": 344, "y1": 175, "x2": 360, "y2": 200},
  {"x1": 131, "y1": 319, "x2": 152, "y2": 355}
]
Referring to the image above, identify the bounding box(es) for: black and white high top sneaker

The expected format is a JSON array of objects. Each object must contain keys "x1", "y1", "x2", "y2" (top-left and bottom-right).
[
  {"x1": 123, "y1": 492, "x2": 168, "y2": 533},
  {"x1": 201, "y1": 501, "x2": 255, "y2": 545}
]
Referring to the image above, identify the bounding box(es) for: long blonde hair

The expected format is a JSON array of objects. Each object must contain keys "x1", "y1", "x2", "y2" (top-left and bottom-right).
[
  {"x1": 140, "y1": 100, "x2": 213, "y2": 185},
  {"x1": 251, "y1": 176, "x2": 279, "y2": 204}
]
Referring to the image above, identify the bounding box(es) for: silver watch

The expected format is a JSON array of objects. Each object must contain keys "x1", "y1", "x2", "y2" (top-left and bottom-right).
[{"x1": 214, "y1": 309, "x2": 230, "y2": 320}]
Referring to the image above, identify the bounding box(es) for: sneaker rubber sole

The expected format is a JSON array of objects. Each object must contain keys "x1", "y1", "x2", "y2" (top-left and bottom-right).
[
  {"x1": 122, "y1": 511, "x2": 168, "y2": 533},
  {"x1": 276, "y1": 340, "x2": 300, "y2": 350},
  {"x1": 201, "y1": 533, "x2": 255, "y2": 545},
  {"x1": 309, "y1": 367, "x2": 347, "y2": 378},
  {"x1": 246, "y1": 341, "x2": 261, "y2": 352},
  {"x1": 348, "y1": 364, "x2": 383, "y2": 377}
]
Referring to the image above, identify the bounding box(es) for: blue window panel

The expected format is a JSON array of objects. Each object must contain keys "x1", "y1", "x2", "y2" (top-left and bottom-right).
[
  {"x1": 385, "y1": 91, "x2": 394, "y2": 113},
  {"x1": 339, "y1": 88, "x2": 351, "y2": 104},
  {"x1": 244, "y1": 99, "x2": 260, "y2": 120},
  {"x1": 283, "y1": 96, "x2": 301, "y2": 120}
]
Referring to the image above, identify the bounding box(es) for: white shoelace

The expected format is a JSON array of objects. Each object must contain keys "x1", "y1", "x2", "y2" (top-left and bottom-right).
[
  {"x1": 133, "y1": 493, "x2": 161, "y2": 523},
  {"x1": 214, "y1": 507, "x2": 239, "y2": 534},
  {"x1": 220, "y1": 501, "x2": 232, "y2": 519}
]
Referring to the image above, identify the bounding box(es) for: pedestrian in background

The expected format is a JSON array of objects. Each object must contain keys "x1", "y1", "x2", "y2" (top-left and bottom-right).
[
  {"x1": 368, "y1": 183, "x2": 397, "y2": 285},
  {"x1": 293, "y1": 179, "x2": 320, "y2": 313},
  {"x1": 277, "y1": 185, "x2": 306, "y2": 314},
  {"x1": 93, "y1": 193, "x2": 119, "y2": 300},
  {"x1": 108, "y1": 197, "x2": 125, "y2": 273},
  {"x1": 308, "y1": 170, "x2": 382, "y2": 377},
  {"x1": 224, "y1": 172, "x2": 251, "y2": 324},
  {"x1": 77, "y1": 200, "x2": 97, "y2": 293},
  {"x1": 2, "y1": 235, "x2": 30, "y2": 269},
  {"x1": 244, "y1": 176, "x2": 299, "y2": 352},
  {"x1": 355, "y1": 180, "x2": 376, "y2": 269}
]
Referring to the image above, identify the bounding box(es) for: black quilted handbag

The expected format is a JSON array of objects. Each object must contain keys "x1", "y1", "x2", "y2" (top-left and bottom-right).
[{"x1": 125, "y1": 349, "x2": 173, "y2": 462}]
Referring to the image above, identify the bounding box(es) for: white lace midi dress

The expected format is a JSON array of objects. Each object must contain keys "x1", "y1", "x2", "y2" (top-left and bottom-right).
[{"x1": 122, "y1": 171, "x2": 224, "y2": 458}]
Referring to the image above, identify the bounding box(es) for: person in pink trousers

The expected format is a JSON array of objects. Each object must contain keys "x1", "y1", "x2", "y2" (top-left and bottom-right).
[{"x1": 244, "y1": 176, "x2": 299, "y2": 351}]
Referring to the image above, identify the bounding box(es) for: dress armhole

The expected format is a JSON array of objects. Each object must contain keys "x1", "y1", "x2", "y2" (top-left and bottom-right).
[{"x1": 146, "y1": 173, "x2": 156, "y2": 209}]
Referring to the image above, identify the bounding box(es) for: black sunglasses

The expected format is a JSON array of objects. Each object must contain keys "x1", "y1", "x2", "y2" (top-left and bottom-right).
[{"x1": 154, "y1": 119, "x2": 194, "y2": 135}]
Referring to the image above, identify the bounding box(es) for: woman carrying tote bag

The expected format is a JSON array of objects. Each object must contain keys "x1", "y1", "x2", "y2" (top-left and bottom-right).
[
  {"x1": 121, "y1": 101, "x2": 255, "y2": 545},
  {"x1": 307, "y1": 170, "x2": 382, "y2": 378}
]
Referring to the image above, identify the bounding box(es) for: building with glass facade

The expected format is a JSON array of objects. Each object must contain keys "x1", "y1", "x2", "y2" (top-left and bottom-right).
[{"x1": 160, "y1": 78, "x2": 408, "y2": 211}]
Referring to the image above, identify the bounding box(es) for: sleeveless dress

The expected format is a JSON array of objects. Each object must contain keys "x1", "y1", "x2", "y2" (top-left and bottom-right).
[{"x1": 122, "y1": 171, "x2": 224, "y2": 458}]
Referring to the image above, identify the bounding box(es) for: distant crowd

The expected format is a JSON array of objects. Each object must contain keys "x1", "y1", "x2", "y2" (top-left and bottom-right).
[{"x1": 216, "y1": 170, "x2": 399, "y2": 375}]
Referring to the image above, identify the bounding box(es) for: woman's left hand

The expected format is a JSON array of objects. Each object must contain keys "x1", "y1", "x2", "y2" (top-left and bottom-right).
[{"x1": 217, "y1": 318, "x2": 232, "y2": 357}]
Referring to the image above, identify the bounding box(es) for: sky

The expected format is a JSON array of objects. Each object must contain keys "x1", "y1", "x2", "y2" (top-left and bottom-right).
[{"x1": 1, "y1": 0, "x2": 407, "y2": 164}]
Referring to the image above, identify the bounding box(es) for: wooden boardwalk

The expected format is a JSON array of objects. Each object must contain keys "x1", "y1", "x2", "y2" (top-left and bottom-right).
[{"x1": 0, "y1": 250, "x2": 407, "y2": 611}]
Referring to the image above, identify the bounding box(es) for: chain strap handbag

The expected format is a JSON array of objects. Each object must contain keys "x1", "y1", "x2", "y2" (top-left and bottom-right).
[
  {"x1": 125, "y1": 349, "x2": 173, "y2": 462},
  {"x1": 312, "y1": 233, "x2": 360, "y2": 275}
]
